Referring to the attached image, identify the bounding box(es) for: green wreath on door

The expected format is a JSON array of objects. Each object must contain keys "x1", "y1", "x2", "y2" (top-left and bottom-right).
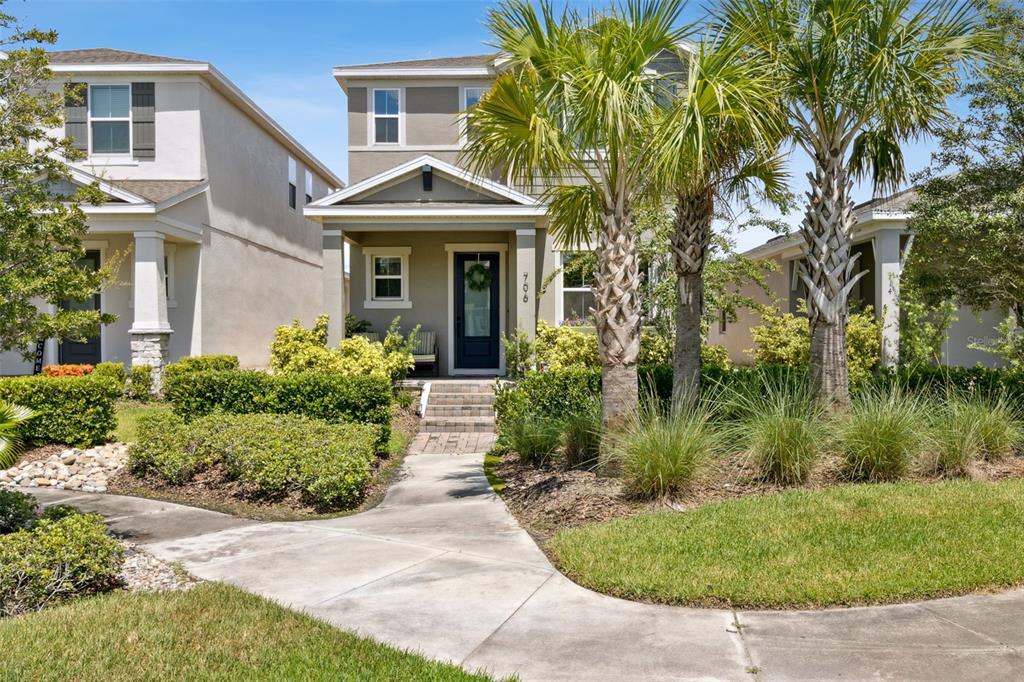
[{"x1": 465, "y1": 262, "x2": 492, "y2": 292}]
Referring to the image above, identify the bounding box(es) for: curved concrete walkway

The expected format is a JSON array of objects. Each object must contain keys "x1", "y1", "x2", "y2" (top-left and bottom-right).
[{"x1": 29, "y1": 434, "x2": 1024, "y2": 681}]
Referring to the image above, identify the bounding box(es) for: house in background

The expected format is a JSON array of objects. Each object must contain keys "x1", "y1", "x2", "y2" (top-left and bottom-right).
[
  {"x1": 0, "y1": 49, "x2": 343, "y2": 386},
  {"x1": 707, "y1": 188, "x2": 1007, "y2": 368},
  {"x1": 307, "y1": 53, "x2": 682, "y2": 376}
]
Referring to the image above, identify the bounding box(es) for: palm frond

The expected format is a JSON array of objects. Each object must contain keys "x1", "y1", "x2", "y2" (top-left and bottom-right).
[{"x1": 0, "y1": 401, "x2": 36, "y2": 469}]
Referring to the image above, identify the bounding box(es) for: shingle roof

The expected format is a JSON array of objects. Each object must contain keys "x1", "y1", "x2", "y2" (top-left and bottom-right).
[
  {"x1": 336, "y1": 54, "x2": 496, "y2": 70},
  {"x1": 109, "y1": 179, "x2": 206, "y2": 203},
  {"x1": 855, "y1": 187, "x2": 918, "y2": 213},
  {"x1": 48, "y1": 48, "x2": 202, "y2": 65}
]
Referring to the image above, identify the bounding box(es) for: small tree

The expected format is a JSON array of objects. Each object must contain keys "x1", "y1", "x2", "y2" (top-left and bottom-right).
[
  {"x1": 0, "y1": 4, "x2": 115, "y2": 357},
  {"x1": 905, "y1": 2, "x2": 1024, "y2": 364}
]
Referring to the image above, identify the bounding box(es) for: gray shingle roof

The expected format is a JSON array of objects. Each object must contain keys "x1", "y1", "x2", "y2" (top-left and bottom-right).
[
  {"x1": 48, "y1": 48, "x2": 202, "y2": 65},
  {"x1": 109, "y1": 179, "x2": 206, "y2": 203},
  {"x1": 336, "y1": 54, "x2": 496, "y2": 70},
  {"x1": 855, "y1": 187, "x2": 918, "y2": 213}
]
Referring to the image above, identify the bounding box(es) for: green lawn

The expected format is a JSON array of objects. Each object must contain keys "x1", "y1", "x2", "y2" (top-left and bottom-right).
[
  {"x1": 0, "y1": 583, "x2": 497, "y2": 681},
  {"x1": 551, "y1": 479, "x2": 1024, "y2": 608},
  {"x1": 113, "y1": 400, "x2": 173, "y2": 443}
]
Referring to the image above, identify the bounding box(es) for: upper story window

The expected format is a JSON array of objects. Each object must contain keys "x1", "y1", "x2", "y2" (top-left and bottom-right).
[
  {"x1": 89, "y1": 84, "x2": 131, "y2": 155},
  {"x1": 560, "y1": 252, "x2": 595, "y2": 325},
  {"x1": 304, "y1": 169, "x2": 313, "y2": 205},
  {"x1": 373, "y1": 89, "x2": 400, "y2": 144},
  {"x1": 463, "y1": 87, "x2": 486, "y2": 142},
  {"x1": 288, "y1": 157, "x2": 297, "y2": 209}
]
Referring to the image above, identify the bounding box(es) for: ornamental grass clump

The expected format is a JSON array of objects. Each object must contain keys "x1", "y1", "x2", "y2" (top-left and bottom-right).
[
  {"x1": 728, "y1": 380, "x2": 828, "y2": 485},
  {"x1": 505, "y1": 412, "x2": 564, "y2": 466},
  {"x1": 561, "y1": 401, "x2": 602, "y2": 468},
  {"x1": 965, "y1": 393, "x2": 1022, "y2": 460},
  {"x1": 925, "y1": 398, "x2": 983, "y2": 477},
  {"x1": 838, "y1": 387, "x2": 927, "y2": 482},
  {"x1": 612, "y1": 401, "x2": 720, "y2": 498}
]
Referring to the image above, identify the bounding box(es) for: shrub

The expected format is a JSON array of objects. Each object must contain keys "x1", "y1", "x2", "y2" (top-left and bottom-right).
[
  {"x1": 0, "y1": 513, "x2": 123, "y2": 617},
  {"x1": 0, "y1": 375, "x2": 118, "y2": 446},
  {"x1": 838, "y1": 387, "x2": 927, "y2": 481},
  {"x1": 749, "y1": 306, "x2": 880, "y2": 383},
  {"x1": 504, "y1": 412, "x2": 564, "y2": 465},
  {"x1": 639, "y1": 332, "x2": 673, "y2": 365},
  {"x1": 128, "y1": 412, "x2": 203, "y2": 484},
  {"x1": 729, "y1": 380, "x2": 828, "y2": 485},
  {"x1": 133, "y1": 412, "x2": 378, "y2": 510},
  {"x1": 92, "y1": 362, "x2": 127, "y2": 389},
  {"x1": 0, "y1": 490, "x2": 37, "y2": 535},
  {"x1": 612, "y1": 403, "x2": 718, "y2": 498},
  {"x1": 561, "y1": 400, "x2": 602, "y2": 468},
  {"x1": 502, "y1": 330, "x2": 535, "y2": 380},
  {"x1": 125, "y1": 365, "x2": 153, "y2": 401},
  {"x1": 38, "y1": 505, "x2": 82, "y2": 522},
  {"x1": 164, "y1": 355, "x2": 240, "y2": 382},
  {"x1": 164, "y1": 370, "x2": 392, "y2": 449},
  {"x1": 41, "y1": 364, "x2": 93, "y2": 377},
  {"x1": 494, "y1": 368, "x2": 601, "y2": 436},
  {"x1": 270, "y1": 315, "x2": 414, "y2": 382},
  {"x1": 535, "y1": 321, "x2": 599, "y2": 370},
  {"x1": 701, "y1": 344, "x2": 732, "y2": 370}
]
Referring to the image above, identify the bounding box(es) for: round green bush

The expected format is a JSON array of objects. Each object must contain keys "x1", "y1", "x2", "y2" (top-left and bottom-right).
[{"x1": 0, "y1": 490, "x2": 38, "y2": 535}]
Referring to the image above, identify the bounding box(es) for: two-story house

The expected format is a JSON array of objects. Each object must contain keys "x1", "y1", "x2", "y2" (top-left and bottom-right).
[
  {"x1": 306, "y1": 54, "x2": 606, "y2": 376},
  {"x1": 0, "y1": 49, "x2": 343, "y2": 385}
]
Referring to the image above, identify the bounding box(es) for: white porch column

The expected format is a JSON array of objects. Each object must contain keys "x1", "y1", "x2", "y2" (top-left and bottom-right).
[
  {"x1": 323, "y1": 229, "x2": 346, "y2": 345},
  {"x1": 873, "y1": 230, "x2": 902, "y2": 368},
  {"x1": 515, "y1": 228, "x2": 538, "y2": 339},
  {"x1": 130, "y1": 231, "x2": 172, "y2": 393}
]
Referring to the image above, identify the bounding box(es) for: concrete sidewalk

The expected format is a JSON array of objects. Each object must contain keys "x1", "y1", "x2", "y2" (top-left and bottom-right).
[{"x1": 30, "y1": 436, "x2": 1024, "y2": 681}]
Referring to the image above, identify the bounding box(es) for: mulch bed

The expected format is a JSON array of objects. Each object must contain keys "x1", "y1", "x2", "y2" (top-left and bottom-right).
[
  {"x1": 493, "y1": 448, "x2": 1024, "y2": 545},
  {"x1": 11, "y1": 444, "x2": 66, "y2": 467}
]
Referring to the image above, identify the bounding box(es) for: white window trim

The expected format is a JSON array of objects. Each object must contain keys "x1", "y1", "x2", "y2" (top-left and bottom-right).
[
  {"x1": 364, "y1": 246, "x2": 412, "y2": 309},
  {"x1": 304, "y1": 168, "x2": 313, "y2": 203},
  {"x1": 288, "y1": 157, "x2": 298, "y2": 209},
  {"x1": 370, "y1": 88, "x2": 402, "y2": 146},
  {"x1": 459, "y1": 85, "x2": 487, "y2": 144},
  {"x1": 87, "y1": 83, "x2": 132, "y2": 159},
  {"x1": 557, "y1": 251, "x2": 593, "y2": 325}
]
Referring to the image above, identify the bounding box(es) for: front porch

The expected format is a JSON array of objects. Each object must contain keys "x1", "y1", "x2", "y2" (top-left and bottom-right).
[{"x1": 307, "y1": 155, "x2": 549, "y2": 377}]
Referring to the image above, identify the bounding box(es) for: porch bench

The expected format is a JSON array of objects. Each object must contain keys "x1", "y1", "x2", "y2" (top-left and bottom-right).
[{"x1": 412, "y1": 330, "x2": 439, "y2": 376}]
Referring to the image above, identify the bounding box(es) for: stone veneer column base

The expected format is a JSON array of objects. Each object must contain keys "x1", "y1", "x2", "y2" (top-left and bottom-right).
[{"x1": 130, "y1": 331, "x2": 171, "y2": 396}]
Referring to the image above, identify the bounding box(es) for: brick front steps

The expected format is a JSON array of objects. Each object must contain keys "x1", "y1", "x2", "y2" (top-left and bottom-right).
[{"x1": 420, "y1": 381, "x2": 496, "y2": 434}]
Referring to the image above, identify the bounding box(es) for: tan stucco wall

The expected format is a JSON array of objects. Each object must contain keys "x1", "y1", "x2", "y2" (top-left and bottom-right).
[
  {"x1": 349, "y1": 150, "x2": 462, "y2": 185},
  {"x1": 359, "y1": 173, "x2": 501, "y2": 203},
  {"x1": 405, "y1": 87, "x2": 459, "y2": 146},
  {"x1": 348, "y1": 87, "x2": 368, "y2": 149},
  {"x1": 706, "y1": 254, "x2": 788, "y2": 366}
]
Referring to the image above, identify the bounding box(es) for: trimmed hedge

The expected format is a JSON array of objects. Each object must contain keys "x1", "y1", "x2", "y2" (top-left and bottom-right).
[
  {"x1": 129, "y1": 411, "x2": 378, "y2": 510},
  {"x1": 164, "y1": 355, "x2": 240, "y2": 383},
  {"x1": 164, "y1": 370, "x2": 392, "y2": 448},
  {"x1": 0, "y1": 375, "x2": 120, "y2": 446}
]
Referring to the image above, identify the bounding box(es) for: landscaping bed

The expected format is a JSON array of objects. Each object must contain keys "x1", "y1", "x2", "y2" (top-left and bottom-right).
[{"x1": 0, "y1": 583, "x2": 497, "y2": 682}]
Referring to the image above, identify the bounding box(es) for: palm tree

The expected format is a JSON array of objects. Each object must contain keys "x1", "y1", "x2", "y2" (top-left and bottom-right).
[
  {"x1": 0, "y1": 401, "x2": 35, "y2": 469},
  {"x1": 463, "y1": 0, "x2": 689, "y2": 430},
  {"x1": 716, "y1": 0, "x2": 990, "y2": 408},
  {"x1": 654, "y1": 33, "x2": 789, "y2": 408}
]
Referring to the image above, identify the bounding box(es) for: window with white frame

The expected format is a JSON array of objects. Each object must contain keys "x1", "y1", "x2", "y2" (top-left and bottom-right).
[
  {"x1": 373, "y1": 89, "x2": 400, "y2": 144},
  {"x1": 89, "y1": 84, "x2": 131, "y2": 155},
  {"x1": 364, "y1": 247, "x2": 411, "y2": 309},
  {"x1": 288, "y1": 157, "x2": 297, "y2": 209},
  {"x1": 463, "y1": 87, "x2": 486, "y2": 141},
  {"x1": 560, "y1": 252, "x2": 595, "y2": 324},
  {"x1": 304, "y1": 169, "x2": 313, "y2": 204}
]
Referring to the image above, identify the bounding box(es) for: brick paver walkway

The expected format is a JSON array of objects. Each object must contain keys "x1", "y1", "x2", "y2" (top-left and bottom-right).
[{"x1": 409, "y1": 431, "x2": 496, "y2": 454}]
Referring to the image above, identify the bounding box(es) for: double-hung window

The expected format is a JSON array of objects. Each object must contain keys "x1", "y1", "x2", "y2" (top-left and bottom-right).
[
  {"x1": 89, "y1": 84, "x2": 131, "y2": 155},
  {"x1": 463, "y1": 87, "x2": 486, "y2": 142},
  {"x1": 364, "y1": 247, "x2": 411, "y2": 309},
  {"x1": 373, "y1": 89, "x2": 400, "y2": 144},
  {"x1": 560, "y1": 252, "x2": 595, "y2": 324},
  {"x1": 304, "y1": 169, "x2": 313, "y2": 205}
]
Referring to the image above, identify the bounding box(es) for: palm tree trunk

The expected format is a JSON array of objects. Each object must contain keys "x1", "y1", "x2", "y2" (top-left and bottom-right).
[
  {"x1": 594, "y1": 208, "x2": 641, "y2": 432},
  {"x1": 670, "y1": 190, "x2": 713, "y2": 410},
  {"x1": 800, "y1": 146, "x2": 863, "y2": 410}
]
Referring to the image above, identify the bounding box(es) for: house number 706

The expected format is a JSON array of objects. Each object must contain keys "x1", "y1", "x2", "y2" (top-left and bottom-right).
[{"x1": 522, "y1": 272, "x2": 529, "y2": 304}]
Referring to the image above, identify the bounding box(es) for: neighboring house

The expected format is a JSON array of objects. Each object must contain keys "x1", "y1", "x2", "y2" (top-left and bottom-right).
[
  {"x1": 0, "y1": 49, "x2": 343, "y2": 384},
  {"x1": 306, "y1": 53, "x2": 682, "y2": 376},
  {"x1": 707, "y1": 188, "x2": 1007, "y2": 368}
]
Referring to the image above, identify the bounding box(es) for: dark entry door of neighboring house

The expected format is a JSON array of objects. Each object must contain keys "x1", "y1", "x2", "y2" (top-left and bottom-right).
[
  {"x1": 59, "y1": 250, "x2": 101, "y2": 365},
  {"x1": 454, "y1": 252, "x2": 500, "y2": 370}
]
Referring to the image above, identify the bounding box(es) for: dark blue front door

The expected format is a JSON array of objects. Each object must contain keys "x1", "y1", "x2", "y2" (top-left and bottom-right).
[
  {"x1": 59, "y1": 250, "x2": 101, "y2": 365},
  {"x1": 454, "y1": 253, "x2": 500, "y2": 370}
]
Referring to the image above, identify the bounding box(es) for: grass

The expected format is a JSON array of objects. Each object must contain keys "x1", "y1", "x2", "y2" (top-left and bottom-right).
[
  {"x1": 551, "y1": 479, "x2": 1024, "y2": 609},
  {"x1": 114, "y1": 400, "x2": 173, "y2": 443},
  {"x1": 483, "y1": 448, "x2": 506, "y2": 493},
  {"x1": 0, "y1": 583, "x2": 496, "y2": 681}
]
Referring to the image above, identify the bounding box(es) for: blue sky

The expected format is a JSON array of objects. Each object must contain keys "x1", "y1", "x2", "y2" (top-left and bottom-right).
[{"x1": 19, "y1": 0, "x2": 951, "y2": 251}]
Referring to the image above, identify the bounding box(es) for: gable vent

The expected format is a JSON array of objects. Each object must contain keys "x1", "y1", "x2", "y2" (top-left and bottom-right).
[{"x1": 422, "y1": 165, "x2": 433, "y2": 192}]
